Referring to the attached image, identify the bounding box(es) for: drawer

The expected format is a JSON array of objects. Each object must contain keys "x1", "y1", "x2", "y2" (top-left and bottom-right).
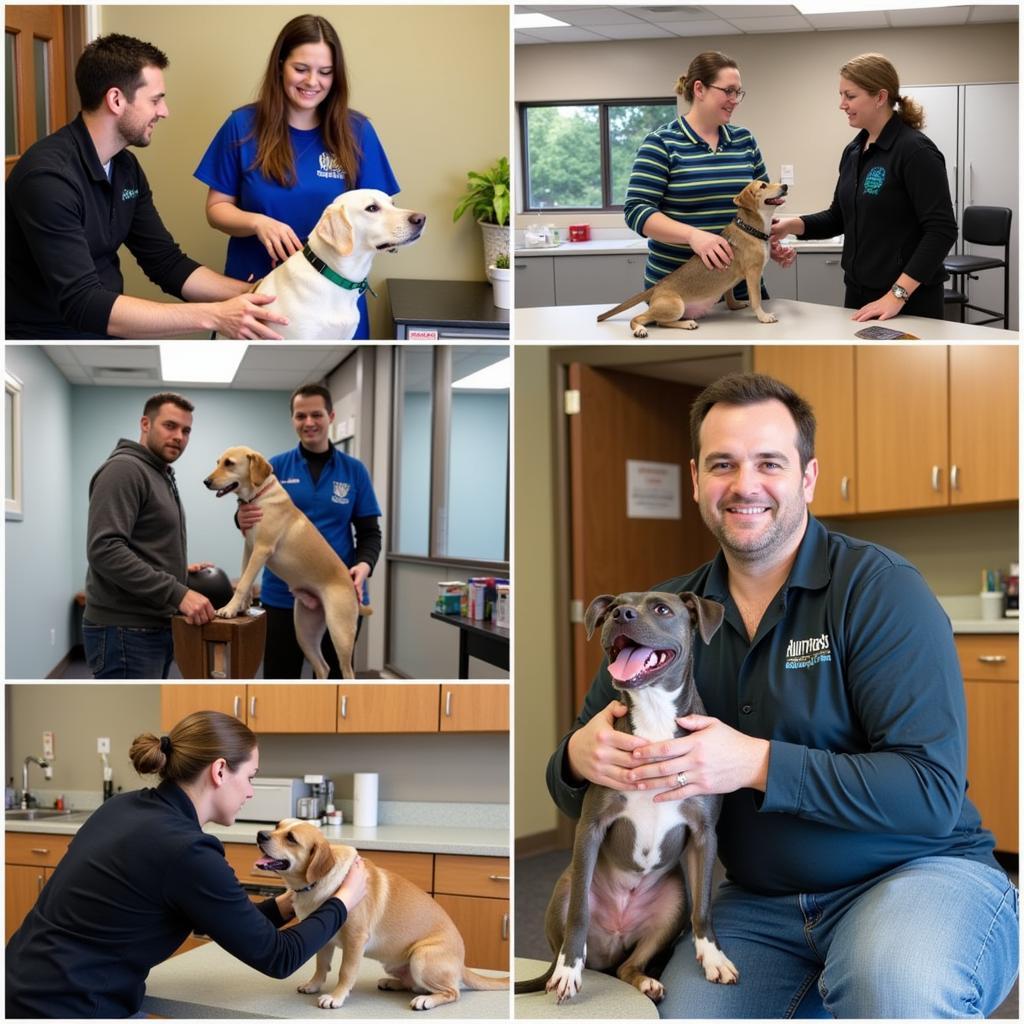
[
  {"x1": 365, "y1": 850, "x2": 434, "y2": 893},
  {"x1": 434, "y1": 854, "x2": 509, "y2": 898},
  {"x1": 5, "y1": 831, "x2": 72, "y2": 868},
  {"x1": 955, "y1": 635, "x2": 1018, "y2": 682}
]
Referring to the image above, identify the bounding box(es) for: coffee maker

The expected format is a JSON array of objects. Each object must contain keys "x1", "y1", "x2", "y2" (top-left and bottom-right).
[{"x1": 297, "y1": 773, "x2": 334, "y2": 820}]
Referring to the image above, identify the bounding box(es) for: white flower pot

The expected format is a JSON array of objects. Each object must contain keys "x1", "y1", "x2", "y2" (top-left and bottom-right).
[{"x1": 487, "y1": 265, "x2": 511, "y2": 309}]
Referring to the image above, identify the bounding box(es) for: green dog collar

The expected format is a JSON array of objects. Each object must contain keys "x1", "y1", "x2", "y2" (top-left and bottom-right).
[{"x1": 301, "y1": 243, "x2": 377, "y2": 298}]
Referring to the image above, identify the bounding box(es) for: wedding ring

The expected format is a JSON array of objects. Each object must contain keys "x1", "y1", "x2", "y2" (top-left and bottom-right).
[{"x1": 676, "y1": 770, "x2": 688, "y2": 788}]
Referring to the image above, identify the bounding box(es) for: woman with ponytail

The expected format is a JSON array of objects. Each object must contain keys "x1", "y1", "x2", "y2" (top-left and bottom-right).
[
  {"x1": 6, "y1": 711, "x2": 367, "y2": 1018},
  {"x1": 770, "y1": 53, "x2": 956, "y2": 320}
]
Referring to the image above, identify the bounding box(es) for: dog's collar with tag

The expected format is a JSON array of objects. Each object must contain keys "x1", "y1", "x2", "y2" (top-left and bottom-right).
[
  {"x1": 292, "y1": 881, "x2": 317, "y2": 893},
  {"x1": 301, "y1": 243, "x2": 378, "y2": 298},
  {"x1": 733, "y1": 217, "x2": 770, "y2": 242}
]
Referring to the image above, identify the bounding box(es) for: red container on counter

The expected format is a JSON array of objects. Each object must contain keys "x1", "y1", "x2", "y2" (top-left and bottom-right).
[{"x1": 568, "y1": 224, "x2": 591, "y2": 242}]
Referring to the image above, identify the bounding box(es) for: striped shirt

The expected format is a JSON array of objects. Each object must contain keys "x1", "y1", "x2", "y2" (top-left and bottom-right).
[{"x1": 624, "y1": 116, "x2": 768, "y2": 286}]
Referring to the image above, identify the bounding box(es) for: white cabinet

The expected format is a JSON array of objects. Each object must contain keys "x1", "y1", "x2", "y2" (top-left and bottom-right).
[
  {"x1": 909, "y1": 82, "x2": 1018, "y2": 330},
  {"x1": 760, "y1": 258, "x2": 797, "y2": 301},
  {"x1": 514, "y1": 255, "x2": 555, "y2": 308},
  {"x1": 795, "y1": 251, "x2": 845, "y2": 307}
]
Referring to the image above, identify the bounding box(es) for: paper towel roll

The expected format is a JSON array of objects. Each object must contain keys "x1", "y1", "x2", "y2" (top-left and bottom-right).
[{"x1": 353, "y1": 772, "x2": 379, "y2": 828}]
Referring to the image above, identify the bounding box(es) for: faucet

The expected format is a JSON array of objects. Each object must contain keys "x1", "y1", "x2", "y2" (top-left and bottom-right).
[{"x1": 22, "y1": 756, "x2": 52, "y2": 810}]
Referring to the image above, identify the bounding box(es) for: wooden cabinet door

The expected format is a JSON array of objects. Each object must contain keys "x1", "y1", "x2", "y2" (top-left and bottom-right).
[
  {"x1": 965, "y1": 679, "x2": 1018, "y2": 852},
  {"x1": 246, "y1": 685, "x2": 338, "y2": 733},
  {"x1": 5, "y1": 832, "x2": 71, "y2": 867},
  {"x1": 161, "y1": 684, "x2": 244, "y2": 730},
  {"x1": 5, "y1": 864, "x2": 48, "y2": 940},
  {"x1": 439, "y1": 684, "x2": 509, "y2": 732},
  {"x1": 949, "y1": 346, "x2": 1018, "y2": 506},
  {"x1": 752, "y1": 346, "x2": 856, "y2": 516},
  {"x1": 435, "y1": 893, "x2": 509, "y2": 971},
  {"x1": 855, "y1": 347, "x2": 949, "y2": 513},
  {"x1": 336, "y1": 684, "x2": 440, "y2": 733}
]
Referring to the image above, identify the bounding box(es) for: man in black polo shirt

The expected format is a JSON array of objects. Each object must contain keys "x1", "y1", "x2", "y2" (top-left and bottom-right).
[
  {"x1": 546, "y1": 373, "x2": 1018, "y2": 1017},
  {"x1": 6, "y1": 33, "x2": 288, "y2": 339}
]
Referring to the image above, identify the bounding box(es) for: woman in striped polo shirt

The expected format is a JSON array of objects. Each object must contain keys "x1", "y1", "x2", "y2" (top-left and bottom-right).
[{"x1": 624, "y1": 51, "x2": 792, "y2": 299}]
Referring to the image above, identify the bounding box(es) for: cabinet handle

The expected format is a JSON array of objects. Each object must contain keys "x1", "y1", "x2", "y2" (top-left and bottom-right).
[
  {"x1": 950, "y1": 464, "x2": 960, "y2": 491},
  {"x1": 931, "y1": 465, "x2": 942, "y2": 492},
  {"x1": 825, "y1": 258, "x2": 840, "y2": 265},
  {"x1": 978, "y1": 655, "x2": 1007, "y2": 664},
  {"x1": 249, "y1": 696, "x2": 256, "y2": 719},
  {"x1": 233, "y1": 695, "x2": 241, "y2": 719},
  {"x1": 340, "y1": 695, "x2": 348, "y2": 719},
  {"x1": 514, "y1": 263, "x2": 527, "y2": 270},
  {"x1": 840, "y1": 476, "x2": 850, "y2": 501},
  {"x1": 30, "y1": 848, "x2": 49, "y2": 855},
  {"x1": 501, "y1": 912, "x2": 509, "y2": 941},
  {"x1": 445, "y1": 690, "x2": 453, "y2": 717},
  {"x1": 488, "y1": 874, "x2": 511, "y2": 882}
]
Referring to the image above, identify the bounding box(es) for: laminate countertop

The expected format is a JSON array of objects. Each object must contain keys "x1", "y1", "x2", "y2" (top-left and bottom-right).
[{"x1": 515, "y1": 237, "x2": 842, "y2": 257}]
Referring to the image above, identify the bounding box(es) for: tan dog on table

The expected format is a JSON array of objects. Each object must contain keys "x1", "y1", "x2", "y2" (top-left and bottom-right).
[
  {"x1": 597, "y1": 180, "x2": 788, "y2": 337},
  {"x1": 203, "y1": 446, "x2": 370, "y2": 679},
  {"x1": 255, "y1": 820, "x2": 509, "y2": 1011}
]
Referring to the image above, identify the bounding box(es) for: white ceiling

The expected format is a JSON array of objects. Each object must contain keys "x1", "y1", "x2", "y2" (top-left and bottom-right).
[
  {"x1": 514, "y1": 4, "x2": 1018, "y2": 44},
  {"x1": 41, "y1": 345, "x2": 353, "y2": 390}
]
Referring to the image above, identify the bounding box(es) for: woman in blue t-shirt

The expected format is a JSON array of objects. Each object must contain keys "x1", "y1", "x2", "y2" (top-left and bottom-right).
[{"x1": 195, "y1": 14, "x2": 398, "y2": 339}]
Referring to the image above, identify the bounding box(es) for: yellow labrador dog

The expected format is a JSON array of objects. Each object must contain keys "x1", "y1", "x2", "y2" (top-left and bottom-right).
[
  {"x1": 226, "y1": 188, "x2": 425, "y2": 340},
  {"x1": 597, "y1": 180, "x2": 788, "y2": 336},
  {"x1": 203, "y1": 447, "x2": 369, "y2": 678},
  {"x1": 255, "y1": 820, "x2": 509, "y2": 1011}
]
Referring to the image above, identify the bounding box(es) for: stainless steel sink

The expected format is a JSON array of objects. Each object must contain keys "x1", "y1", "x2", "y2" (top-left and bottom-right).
[{"x1": 5, "y1": 808, "x2": 76, "y2": 821}]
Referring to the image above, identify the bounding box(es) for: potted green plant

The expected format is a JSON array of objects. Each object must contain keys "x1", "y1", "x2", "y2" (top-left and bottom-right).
[
  {"x1": 487, "y1": 252, "x2": 511, "y2": 309},
  {"x1": 454, "y1": 157, "x2": 510, "y2": 276}
]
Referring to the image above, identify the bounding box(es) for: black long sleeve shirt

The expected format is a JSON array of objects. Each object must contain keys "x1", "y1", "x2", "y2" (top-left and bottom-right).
[
  {"x1": 5, "y1": 113, "x2": 201, "y2": 338},
  {"x1": 6, "y1": 781, "x2": 347, "y2": 1018},
  {"x1": 799, "y1": 115, "x2": 957, "y2": 292}
]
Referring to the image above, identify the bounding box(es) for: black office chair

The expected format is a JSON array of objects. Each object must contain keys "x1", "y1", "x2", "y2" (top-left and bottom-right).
[{"x1": 943, "y1": 206, "x2": 1012, "y2": 329}]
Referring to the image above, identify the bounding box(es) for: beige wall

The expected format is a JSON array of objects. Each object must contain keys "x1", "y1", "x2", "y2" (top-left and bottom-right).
[
  {"x1": 99, "y1": 5, "x2": 509, "y2": 337},
  {"x1": 514, "y1": 22, "x2": 1017, "y2": 228},
  {"x1": 513, "y1": 344, "x2": 1019, "y2": 842}
]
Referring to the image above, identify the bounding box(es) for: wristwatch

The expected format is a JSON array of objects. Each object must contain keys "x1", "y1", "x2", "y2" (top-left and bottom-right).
[{"x1": 891, "y1": 283, "x2": 910, "y2": 303}]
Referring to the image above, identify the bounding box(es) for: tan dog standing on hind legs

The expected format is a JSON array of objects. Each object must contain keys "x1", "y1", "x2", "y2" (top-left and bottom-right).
[
  {"x1": 254, "y1": 820, "x2": 509, "y2": 1010},
  {"x1": 203, "y1": 446, "x2": 370, "y2": 678},
  {"x1": 597, "y1": 180, "x2": 788, "y2": 337}
]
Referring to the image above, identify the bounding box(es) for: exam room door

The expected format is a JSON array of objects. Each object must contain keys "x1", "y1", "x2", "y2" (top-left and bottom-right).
[{"x1": 568, "y1": 364, "x2": 717, "y2": 708}]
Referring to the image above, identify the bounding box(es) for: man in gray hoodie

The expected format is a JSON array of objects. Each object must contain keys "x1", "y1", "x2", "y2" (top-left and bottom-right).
[{"x1": 83, "y1": 392, "x2": 215, "y2": 678}]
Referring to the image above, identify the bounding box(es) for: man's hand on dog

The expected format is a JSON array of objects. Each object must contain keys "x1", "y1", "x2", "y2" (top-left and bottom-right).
[
  {"x1": 626, "y1": 714, "x2": 770, "y2": 800},
  {"x1": 237, "y1": 501, "x2": 262, "y2": 532},
  {"x1": 213, "y1": 292, "x2": 288, "y2": 340},
  {"x1": 179, "y1": 588, "x2": 216, "y2": 625},
  {"x1": 566, "y1": 700, "x2": 648, "y2": 789},
  {"x1": 332, "y1": 855, "x2": 368, "y2": 911}
]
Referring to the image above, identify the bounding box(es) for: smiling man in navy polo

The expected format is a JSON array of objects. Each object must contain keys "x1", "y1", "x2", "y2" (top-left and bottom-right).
[
  {"x1": 6, "y1": 33, "x2": 287, "y2": 339},
  {"x1": 547, "y1": 372, "x2": 1018, "y2": 1018}
]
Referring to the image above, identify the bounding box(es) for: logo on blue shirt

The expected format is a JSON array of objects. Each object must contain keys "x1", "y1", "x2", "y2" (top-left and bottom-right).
[
  {"x1": 317, "y1": 152, "x2": 345, "y2": 181},
  {"x1": 332, "y1": 481, "x2": 350, "y2": 504},
  {"x1": 863, "y1": 166, "x2": 886, "y2": 196},
  {"x1": 121, "y1": 187, "x2": 139, "y2": 201},
  {"x1": 785, "y1": 633, "x2": 832, "y2": 670}
]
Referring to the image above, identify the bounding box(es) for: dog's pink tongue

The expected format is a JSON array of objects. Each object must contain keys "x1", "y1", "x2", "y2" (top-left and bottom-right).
[
  {"x1": 253, "y1": 857, "x2": 279, "y2": 870},
  {"x1": 608, "y1": 646, "x2": 657, "y2": 682}
]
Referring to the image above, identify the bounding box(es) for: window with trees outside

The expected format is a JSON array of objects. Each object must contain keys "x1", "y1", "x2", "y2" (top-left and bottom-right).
[{"x1": 521, "y1": 99, "x2": 677, "y2": 212}]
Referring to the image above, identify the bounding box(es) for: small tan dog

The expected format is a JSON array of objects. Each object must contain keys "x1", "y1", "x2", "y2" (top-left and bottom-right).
[
  {"x1": 597, "y1": 180, "x2": 788, "y2": 336},
  {"x1": 255, "y1": 820, "x2": 510, "y2": 1010},
  {"x1": 203, "y1": 447, "x2": 370, "y2": 678}
]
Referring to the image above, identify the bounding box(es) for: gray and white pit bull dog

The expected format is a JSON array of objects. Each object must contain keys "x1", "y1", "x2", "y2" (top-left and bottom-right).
[{"x1": 516, "y1": 591, "x2": 738, "y2": 1004}]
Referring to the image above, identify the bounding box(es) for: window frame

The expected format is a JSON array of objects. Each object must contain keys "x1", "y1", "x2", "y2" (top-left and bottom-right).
[
  {"x1": 518, "y1": 96, "x2": 678, "y2": 214},
  {"x1": 6, "y1": 371, "x2": 24, "y2": 521}
]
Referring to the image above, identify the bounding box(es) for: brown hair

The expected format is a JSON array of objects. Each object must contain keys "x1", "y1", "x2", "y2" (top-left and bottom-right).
[
  {"x1": 142, "y1": 392, "x2": 194, "y2": 419},
  {"x1": 75, "y1": 33, "x2": 168, "y2": 111},
  {"x1": 840, "y1": 53, "x2": 924, "y2": 130},
  {"x1": 129, "y1": 711, "x2": 256, "y2": 784},
  {"x1": 675, "y1": 51, "x2": 739, "y2": 104},
  {"x1": 290, "y1": 382, "x2": 333, "y2": 414},
  {"x1": 249, "y1": 15, "x2": 361, "y2": 188},
  {"x1": 689, "y1": 373, "x2": 816, "y2": 470}
]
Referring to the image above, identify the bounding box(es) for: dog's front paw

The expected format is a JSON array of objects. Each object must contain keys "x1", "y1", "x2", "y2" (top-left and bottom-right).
[
  {"x1": 547, "y1": 952, "x2": 584, "y2": 1003},
  {"x1": 216, "y1": 602, "x2": 241, "y2": 619},
  {"x1": 638, "y1": 977, "x2": 665, "y2": 1002},
  {"x1": 632, "y1": 327, "x2": 649, "y2": 338},
  {"x1": 756, "y1": 311, "x2": 778, "y2": 324},
  {"x1": 297, "y1": 979, "x2": 323, "y2": 994},
  {"x1": 317, "y1": 991, "x2": 349, "y2": 1009},
  {"x1": 694, "y1": 936, "x2": 739, "y2": 984}
]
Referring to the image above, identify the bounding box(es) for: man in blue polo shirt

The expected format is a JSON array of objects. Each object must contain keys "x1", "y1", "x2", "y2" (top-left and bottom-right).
[
  {"x1": 238, "y1": 383, "x2": 381, "y2": 678},
  {"x1": 547, "y1": 372, "x2": 1018, "y2": 1018}
]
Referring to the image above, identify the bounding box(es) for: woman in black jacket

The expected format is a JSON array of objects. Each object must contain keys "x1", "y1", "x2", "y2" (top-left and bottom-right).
[
  {"x1": 770, "y1": 53, "x2": 957, "y2": 320},
  {"x1": 6, "y1": 711, "x2": 367, "y2": 1018}
]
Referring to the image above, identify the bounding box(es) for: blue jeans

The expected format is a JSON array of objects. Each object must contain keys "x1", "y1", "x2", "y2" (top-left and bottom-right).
[
  {"x1": 82, "y1": 620, "x2": 174, "y2": 679},
  {"x1": 659, "y1": 856, "x2": 1019, "y2": 1018}
]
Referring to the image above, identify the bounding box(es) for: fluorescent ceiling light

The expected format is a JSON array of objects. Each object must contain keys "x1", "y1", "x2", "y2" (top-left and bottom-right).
[
  {"x1": 796, "y1": 1, "x2": 952, "y2": 11},
  {"x1": 453, "y1": 357, "x2": 511, "y2": 390},
  {"x1": 160, "y1": 342, "x2": 247, "y2": 384},
  {"x1": 513, "y1": 13, "x2": 570, "y2": 30}
]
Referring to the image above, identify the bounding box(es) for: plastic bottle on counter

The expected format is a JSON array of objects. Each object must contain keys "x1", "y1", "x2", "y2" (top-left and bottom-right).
[{"x1": 1006, "y1": 563, "x2": 1019, "y2": 617}]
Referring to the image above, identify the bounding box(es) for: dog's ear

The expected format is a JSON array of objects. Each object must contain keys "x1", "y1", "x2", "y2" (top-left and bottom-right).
[
  {"x1": 584, "y1": 595, "x2": 617, "y2": 641},
  {"x1": 248, "y1": 451, "x2": 272, "y2": 489},
  {"x1": 305, "y1": 835, "x2": 338, "y2": 885},
  {"x1": 733, "y1": 182, "x2": 760, "y2": 212},
  {"x1": 680, "y1": 592, "x2": 725, "y2": 645},
  {"x1": 317, "y1": 202, "x2": 354, "y2": 258}
]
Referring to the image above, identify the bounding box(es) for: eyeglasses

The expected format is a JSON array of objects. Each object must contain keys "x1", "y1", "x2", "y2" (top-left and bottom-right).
[{"x1": 707, "y1": 85, "x2": 746, "y2": 102}]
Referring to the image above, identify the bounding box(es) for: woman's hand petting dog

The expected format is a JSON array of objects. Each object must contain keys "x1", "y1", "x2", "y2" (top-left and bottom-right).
[{"x1": 332, "y1": 855, "x2": 368, "y2": 912}]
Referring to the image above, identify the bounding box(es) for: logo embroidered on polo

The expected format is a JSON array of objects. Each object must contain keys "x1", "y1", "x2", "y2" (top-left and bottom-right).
[
  {"x1": 122, "y1": 187, "x2": 139, "y2": 201},
  {"x1": 784, "y1": 633, "x2": 832, "y2": 670},
  {"x1": 332, "y1": 481, "x2": 350, "y2": 504},
  {"x1": 280, "y1": 477, "x2": 301, "y2": 485},
  {"x1": 316, "y1": 152, "x2": 345, "y2": 181},
  {"x1": 863, "y1": 166, "x2": 886, "y2": 196}
]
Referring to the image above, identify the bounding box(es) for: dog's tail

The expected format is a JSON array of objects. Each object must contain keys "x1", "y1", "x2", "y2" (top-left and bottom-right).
[
  {"x1": 513, "y1": 960, "x2": 556, "y2": 994},
  {"x1": 358, "y1": 603, "x2": 373, "y2": 617},
  {"x1": 461, "y1": 968, "x2": 510, "y2": 991},
  {"x1": 596, "y1": 286, "x2": 654, "y2": 323}
]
